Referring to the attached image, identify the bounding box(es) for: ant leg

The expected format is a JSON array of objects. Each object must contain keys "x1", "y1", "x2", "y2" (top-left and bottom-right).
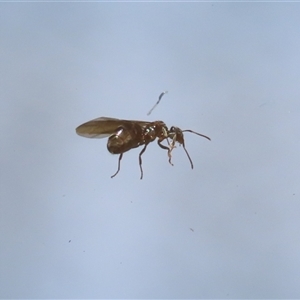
[
  {"x1": 157, "y1": 140, "x2": 174, "y2": 166},
  {"x1": 138, "y1": 144, "x2": 148, "y2": 180},
  {"x1": 111, "y1": 153, "x2": 123, "y2": 178},
  {"x1": 166, "y1": 138, "x2": 171, "y2": 147},
  {"x1": 165, "y1": 138, "x2": 177, "y2": 152}
]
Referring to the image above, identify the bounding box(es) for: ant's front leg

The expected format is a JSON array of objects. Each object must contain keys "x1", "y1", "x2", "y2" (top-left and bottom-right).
[{"x1": 157, "y1": 140, "x2": 174, "y2": 166}]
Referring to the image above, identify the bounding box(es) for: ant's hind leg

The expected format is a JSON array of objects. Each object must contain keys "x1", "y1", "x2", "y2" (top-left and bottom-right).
[{"x1": 111, "y1": 153, "x2": 123, "y2": 178}]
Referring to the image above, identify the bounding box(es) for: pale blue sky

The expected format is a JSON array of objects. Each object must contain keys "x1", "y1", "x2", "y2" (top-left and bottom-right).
[{"x1": 1, "y1": 3, "x2": 300, "y2": 298}]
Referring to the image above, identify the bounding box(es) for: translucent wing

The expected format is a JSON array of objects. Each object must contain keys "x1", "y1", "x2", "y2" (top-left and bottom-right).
[
  {"x1": 76, "y1": 117, "x2": 124, "y2": 138},
  {"x1": 76, "y1": 117, "x2": 151, "y2": 139}
]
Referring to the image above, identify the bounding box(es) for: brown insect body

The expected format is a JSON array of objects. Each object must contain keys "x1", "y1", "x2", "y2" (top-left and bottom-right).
[{"x1": 76, "y1": 117, "x2": 210, "y2": 179}]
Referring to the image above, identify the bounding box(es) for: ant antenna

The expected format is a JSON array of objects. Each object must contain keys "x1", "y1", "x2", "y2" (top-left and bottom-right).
[
  {"x1": 147, "y1": 91, "x2": 168, "y2": 116},
  {"x1": 182, "y1": 129, "x2": 211, "y2": 141}
]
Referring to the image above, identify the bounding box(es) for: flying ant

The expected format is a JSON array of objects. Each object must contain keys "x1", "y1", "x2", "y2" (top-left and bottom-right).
[{"x1": 76, "y1": 95, "x2": 210, "y2": 179}]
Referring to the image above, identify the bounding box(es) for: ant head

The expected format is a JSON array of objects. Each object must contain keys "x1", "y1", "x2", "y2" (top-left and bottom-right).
[
  {"x1": 168, "y1": 126, "x2": 184, "y2": 144},
  {"x1": 168, "y1": 126, "x2": 211, "y2": 144},
  {"x1": 168, "y1": 126, "x2": 211, "y2": 169}
]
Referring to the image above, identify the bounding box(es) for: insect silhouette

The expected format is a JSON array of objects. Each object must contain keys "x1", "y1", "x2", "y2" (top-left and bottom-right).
[
  {"x1": 76, "y1": 94, "x2": 210, "y2": 179},
  {"x1": 76, "y1": 117, "x2": 210, "y2": 179}
]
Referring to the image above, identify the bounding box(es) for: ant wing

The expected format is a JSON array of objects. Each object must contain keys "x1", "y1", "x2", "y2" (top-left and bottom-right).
[
  {"x1": 76, "y1": 117, "x2": 126, "y2": 139},
  {"x1": 76, "y1": 117, "x2": 152, "y2": 139}
]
